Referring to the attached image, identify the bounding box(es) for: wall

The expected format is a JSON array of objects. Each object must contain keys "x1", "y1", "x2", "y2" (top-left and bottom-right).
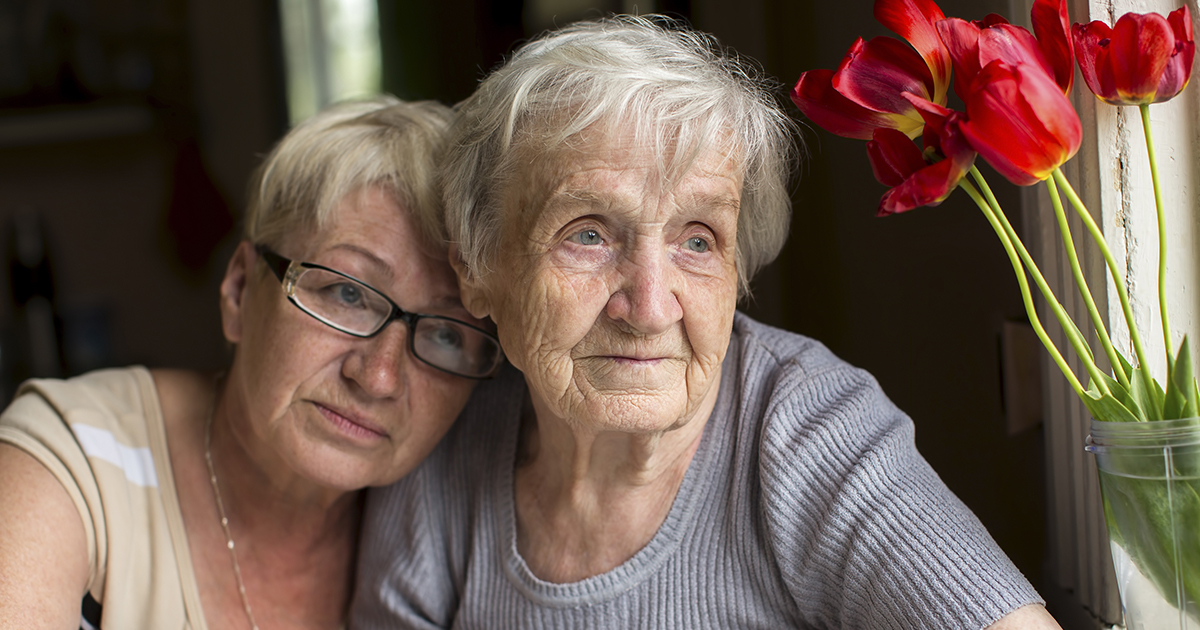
[{"x1": 0, "y1": 0, "x2": 287, "y2": 402}]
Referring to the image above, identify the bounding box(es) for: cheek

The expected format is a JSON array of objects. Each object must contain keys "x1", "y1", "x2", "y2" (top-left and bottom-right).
[
  {"x1": 491, "y1": 265, "x2": 614, "y2": 372},
  {"x1": 681, "y1": 271, "x2": 739, "y2": 361},
  {"x1": 410, "y1": 372, "x2": 477, "y2": 428}
]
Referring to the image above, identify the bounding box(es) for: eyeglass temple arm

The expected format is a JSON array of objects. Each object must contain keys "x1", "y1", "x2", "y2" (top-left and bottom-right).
[{"x1": 256, "y1": 246, "x2": 291, "y2": 281}]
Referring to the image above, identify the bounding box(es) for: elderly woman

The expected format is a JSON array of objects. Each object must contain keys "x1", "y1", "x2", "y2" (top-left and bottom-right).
[
  {"x1": 0, "y1": 96, "x2": 501, "y2": 628},
  {"x1": 354, "y1": 16, "x2": 1060, "y2": 630}
]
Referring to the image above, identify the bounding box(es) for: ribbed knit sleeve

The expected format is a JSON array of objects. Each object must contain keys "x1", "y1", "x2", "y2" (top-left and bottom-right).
[{"x1": 749, "y1": 321, "x2": 1042, "y2": 629}]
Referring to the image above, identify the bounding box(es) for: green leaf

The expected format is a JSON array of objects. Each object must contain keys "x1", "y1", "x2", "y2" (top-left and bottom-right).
[
  {"x1": 1168, "y1": 336, "x2": 1198, "y2": 419},
  {"x1": 1128, "y1": 362, "x2": 1165, "y2": 421},
  {"x1": 1083, "y1": 386, "x2": 1141, "y2": 423},
  {"x1": 1093, "y1": 372, "x2": 1143, "y2": 421}
]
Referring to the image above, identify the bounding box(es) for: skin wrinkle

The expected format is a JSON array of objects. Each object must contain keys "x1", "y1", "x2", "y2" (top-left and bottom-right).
[{"x1": 456, "y1": 130, "x2": 742, "y2": 581}]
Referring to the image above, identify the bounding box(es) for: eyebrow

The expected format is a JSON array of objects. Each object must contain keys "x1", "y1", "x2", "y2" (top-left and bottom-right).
[{"x1": 325, "y1": 243, "x2": 395, "y2": 282}]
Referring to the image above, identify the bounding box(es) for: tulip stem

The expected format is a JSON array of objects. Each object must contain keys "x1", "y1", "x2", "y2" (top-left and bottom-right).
[
  {"x1": 1139, "y1": 103, "x2": 1174, "y2": 366},
  {"x1": 959, "y1": 178, "x2": 1084, "y2": 397},
  {"x1": 969, "y1": 166, "x2": 1108, "y2": 396},
  {"x1": 1045, "y1": 175, "x2": 1130, "y2": 391},
  {"x1": 1052, "y1": 169, "x2": 1156, "y2": 408}
]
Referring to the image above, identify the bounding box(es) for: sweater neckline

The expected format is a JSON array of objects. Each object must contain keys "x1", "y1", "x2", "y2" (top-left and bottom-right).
[{"x1": 496, "y1": 338, "x2": 740, "y2": 607}]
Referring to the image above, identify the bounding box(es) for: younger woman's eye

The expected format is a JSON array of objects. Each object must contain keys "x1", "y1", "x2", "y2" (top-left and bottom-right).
[
  {"x1": 336, "y1": 283, "x2": 364, "y2": 305},
  {"x1": 569, "y1": 229, "x2": 603, "y2": 246},
  {"x1": 684, "y1": 236, "x2": 710, "y2": 253}
]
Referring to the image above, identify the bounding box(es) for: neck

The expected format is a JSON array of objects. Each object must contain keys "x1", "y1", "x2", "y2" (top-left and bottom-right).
[
  {"x1": 514, "y1": 373, "x2": 720, "y2": 582},
  {"x1": 208, "y1": 382, "x2": 361, "y2": 546}
]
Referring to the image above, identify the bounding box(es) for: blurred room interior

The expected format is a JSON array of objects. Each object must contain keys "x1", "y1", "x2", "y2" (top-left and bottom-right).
[{"x1": 0, "y1": 0, "x2": 1107, "y2": 626}]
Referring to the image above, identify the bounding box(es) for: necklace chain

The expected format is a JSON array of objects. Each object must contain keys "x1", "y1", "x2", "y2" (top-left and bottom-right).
[{"x1": 204, "y1": 380, "x2": 262, "y2": 630}]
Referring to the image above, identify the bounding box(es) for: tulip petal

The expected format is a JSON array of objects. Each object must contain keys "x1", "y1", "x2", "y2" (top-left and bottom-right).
[
  {"x1": 1074, "y1": 20, "x2": 1119, "y2": 102},
  {"x1": 1156, "y1": 40, "x2": 1195, "y2": 102},
  {"x1": 937, "y1": 18, "x2": 983, "y2": 98},
  {"x1": 874, "y1": 0, "x2": 953, "y2": 103},
  {"x1": 1110, "y1": 12, "x2": 1174, "y2": 104},
  {"x1": 877, "y1": 154, "x2": 968, "y2": 215},
  {"x1": 961, "y1": 61, "x2": 1080, "y2": 186},
  {"x1": 1157, "y1": 7, "x2": 1195, "y2": 102},
  {"x1": 978, "y1": 23, "x2": 1056, "y2": 84},
  {"x1": 1169, "y1": 6, "x2": 1194, "y2": 43},
  {"x1": 974, "y1": 14, "x2": 1010, "y2": 29},
  {"x1": 909, "y1": 95, "x2": 976, "y2": 176},
  {"x1": 792, "y1": 69, "x2": 909, "y2": 140},
  {"x1": 868, "y1": 128, "x2": 927, "y2": 187},
  {"x1": 873, "y1": 97, "x2": 976, "y2": 215},
  {"x1": 833, "y1": 36, "x2": 933, "y2": 133},
  {"x1": 1031, "y1": 0, "x2": 1074, "y2": 92},
  {"x1": 904, "y1": 93, "x2": 955, "y2": 157}
]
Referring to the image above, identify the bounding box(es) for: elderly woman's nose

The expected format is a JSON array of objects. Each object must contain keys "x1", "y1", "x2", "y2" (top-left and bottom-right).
[
  {"x1": 343, "y1": 323, "x2": 410, "y2": 397},
  {"x1": 604, "y1": 252, "x2": 683, "y2": 334}
]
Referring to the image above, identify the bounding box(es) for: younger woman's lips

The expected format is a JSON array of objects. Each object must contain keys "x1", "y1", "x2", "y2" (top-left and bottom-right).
[{"x1": 314, "y1": 402, "x2": 388, "y2": 441}]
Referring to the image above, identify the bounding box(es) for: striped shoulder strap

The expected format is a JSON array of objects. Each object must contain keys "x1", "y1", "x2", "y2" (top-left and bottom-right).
[{"x1": 80, "y1": 592, "x2": 102, "y2": 630}]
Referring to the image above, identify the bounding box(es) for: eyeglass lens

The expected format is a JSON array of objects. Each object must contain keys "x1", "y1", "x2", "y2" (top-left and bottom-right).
[{"x1": 290, "y1": 266, "x2": 500, "y2": 377}]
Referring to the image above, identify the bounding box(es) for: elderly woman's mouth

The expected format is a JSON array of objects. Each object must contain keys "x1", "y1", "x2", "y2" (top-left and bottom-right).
[
  {"x1": 606, "y1": 355, "x2": 667, "y2": 365},
  {"x1": 314, "y1": 402, "x2": 389, "y2": 441}
]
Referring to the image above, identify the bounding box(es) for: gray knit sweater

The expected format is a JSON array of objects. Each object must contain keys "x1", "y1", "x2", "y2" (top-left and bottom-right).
[{"x1": 352, "y1": 313, "x2": 1041, "y2": 629}]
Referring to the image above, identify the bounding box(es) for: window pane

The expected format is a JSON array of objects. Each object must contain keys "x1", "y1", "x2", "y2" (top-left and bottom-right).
[{"x1": 279, "y1": 0, "x2": 382, "y2": 125}]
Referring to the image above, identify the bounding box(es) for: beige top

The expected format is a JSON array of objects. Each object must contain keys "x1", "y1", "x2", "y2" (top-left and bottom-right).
[{"x1": 0, "y1": 366, "x2": 207, "y2": 629}]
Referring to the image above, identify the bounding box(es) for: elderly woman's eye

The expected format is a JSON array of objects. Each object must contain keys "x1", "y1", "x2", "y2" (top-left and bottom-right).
[
  {"x1": 569, "y1": 229, "x2": 602, "y2": 246},
  {"x1": 685, "y1": 236, "x2": 710, "y2": 253}
]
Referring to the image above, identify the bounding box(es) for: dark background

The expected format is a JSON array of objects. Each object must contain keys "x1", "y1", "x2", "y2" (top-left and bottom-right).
[{"x1": 0, "y1": 0, "x2": 1059, "y2": 620}]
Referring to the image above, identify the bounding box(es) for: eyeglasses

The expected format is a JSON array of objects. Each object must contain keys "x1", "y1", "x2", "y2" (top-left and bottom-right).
[{"x1": 257, "y1": 246, "x2": 503, "y2": 379}]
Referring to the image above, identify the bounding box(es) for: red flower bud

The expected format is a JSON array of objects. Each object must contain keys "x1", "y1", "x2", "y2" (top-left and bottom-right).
[{"x1": 1074, "y1": 6, "x2": 1195, "y2": 105}]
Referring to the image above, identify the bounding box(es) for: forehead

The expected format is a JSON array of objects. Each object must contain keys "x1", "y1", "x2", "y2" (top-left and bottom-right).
[
  {"x1": 290, "y1": 186, "x2": 429, "y2": 257},
  {"x1": 279, "y1": 186, "x2": 462, "y2": 307},
  {"x1": 505, "y1": 129, "x2": 744, "y2": 221}
]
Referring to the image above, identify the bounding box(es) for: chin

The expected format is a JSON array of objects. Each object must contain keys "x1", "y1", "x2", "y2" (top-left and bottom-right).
[
  {"x1": 291, "y1": 444, "x2": 396, "y2": 491},
  {"x1": 577, "y1": 394, "x2": 692, "y2": 434}
]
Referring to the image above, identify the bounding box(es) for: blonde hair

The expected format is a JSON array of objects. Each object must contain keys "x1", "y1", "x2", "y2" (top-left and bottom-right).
[{"x1": 245, "y1": 96, "x2": 454, "y2": 251}]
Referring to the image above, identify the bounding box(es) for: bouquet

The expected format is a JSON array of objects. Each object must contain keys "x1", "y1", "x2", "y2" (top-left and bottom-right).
[{"x1": 789, "y1": 0, "x2": 1196, "y2": 612}]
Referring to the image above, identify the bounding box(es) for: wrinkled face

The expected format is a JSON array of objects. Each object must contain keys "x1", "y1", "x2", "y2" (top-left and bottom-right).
[
  {"x1": 459, "y1": 136, "x2": 741, "y2": 434},
  {"x1": 221, "y1": 185, "x2": 481, "y2": 490}
]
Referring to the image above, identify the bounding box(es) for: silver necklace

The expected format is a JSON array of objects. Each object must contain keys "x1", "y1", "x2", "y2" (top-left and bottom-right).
[{"x1": 204, "y1": 384, "x2": 262, "y2": 630}]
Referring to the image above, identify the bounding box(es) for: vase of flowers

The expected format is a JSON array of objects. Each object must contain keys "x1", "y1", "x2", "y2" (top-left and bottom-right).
[
  {"x1": 788, "y1": 0, "x2": 1196, "y2": 625},
  {"x1": 1087, "y1": 418, "x2": 1200, "y2": 628}
]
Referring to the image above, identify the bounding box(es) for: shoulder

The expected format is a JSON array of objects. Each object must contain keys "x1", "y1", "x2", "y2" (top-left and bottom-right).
[
  {"x1": 729, "y1": 312, "x2": 903, "y2": 446},
  {"x1": 731, "y1": 315, "x2": 1041, "y2": 628},
  {"x1": 730, "y1": 313, "x2": 914, "y2": 513},
  {"x1": 8, "y1": 366, "x2": 155, "y2": 425}
]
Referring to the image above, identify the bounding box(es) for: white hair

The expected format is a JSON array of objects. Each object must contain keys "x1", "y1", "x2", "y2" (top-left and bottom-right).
[
  {"x1": 245, "y1": 96, "x2": 454, "y2": 251},
  {"x1": 442, "y1": 14, "x2": 798, "y2": 296}
]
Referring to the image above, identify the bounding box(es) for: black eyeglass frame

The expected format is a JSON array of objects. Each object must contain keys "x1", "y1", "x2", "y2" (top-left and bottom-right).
[{"x1": 256, "y1": 246, "x2": 502, "y2": 379}]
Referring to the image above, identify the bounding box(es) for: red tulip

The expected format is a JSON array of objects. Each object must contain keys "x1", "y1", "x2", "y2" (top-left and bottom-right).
[
  {"x1": 1074, "y1": 6, "x2": 1195, "y2": 105},
  {"x1": 792, "y1": 68, "x2": 913, "y2": 140},
  {"x1": 958, "y1": 61, "x2": 1081, "y2": 186},
  {"x1": 1030, "y1": 0, "x2": 1075, "y2": 92},
  {"x1": 937, "y1": 0, "x2": 1074, "y2": 98},
  {"x1": 791, "y1": 0, "x2": 952, "y2": 140},
  {"x1": 874, "y1": 0, "x2": 954, "y2": 104},
  {"x1": 870, "y1": 95, "x2": 976, "y2": 215}
]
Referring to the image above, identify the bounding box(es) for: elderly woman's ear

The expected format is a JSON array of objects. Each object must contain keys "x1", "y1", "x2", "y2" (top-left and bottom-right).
[
  {"x1": 219, "y1": 240, "x2": 257, "y2": 345},
  {"x1": 448, "y1": 244, "x2": 492, "y2": 319}
]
